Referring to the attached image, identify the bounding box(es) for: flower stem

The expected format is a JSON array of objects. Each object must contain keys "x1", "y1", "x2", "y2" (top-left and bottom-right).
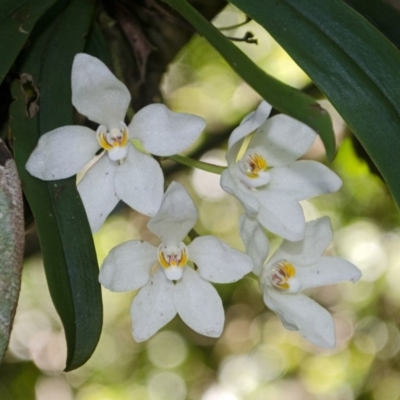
[{"x1": 168, "y1": 154, "x2": 226, "y2": 175}]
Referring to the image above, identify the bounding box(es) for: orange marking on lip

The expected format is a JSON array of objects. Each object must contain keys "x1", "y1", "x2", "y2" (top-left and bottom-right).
[
  {"x1": 97, "y1": 131, "x2": 113, "y2": 150},
  {"x1": 271, "y1": 260, "x2": 296, "y2": 290},
  {"x1": 246, "y1": 153, "x2": 267, "y2": 178},
  {"x1": 158, "y1": 246, "x2": 188, "y2": 269},
  {"x1": 97, "y1": 128, "x2": 129, "y2": 150}
]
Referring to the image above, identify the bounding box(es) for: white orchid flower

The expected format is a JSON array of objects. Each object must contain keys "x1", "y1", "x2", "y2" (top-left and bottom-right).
[
  {"x1": 258, "y1": 217, "x2": 361, "y2": 348},
  {"x1": 99, "y1": 182, "x2": 253, "y2": 341},
  {"x1": 220, "y1": 101, "x2": 342, "y2": 241},
  {"x1": 26, "y1": 53, "x2": 206, "y2": 232}
]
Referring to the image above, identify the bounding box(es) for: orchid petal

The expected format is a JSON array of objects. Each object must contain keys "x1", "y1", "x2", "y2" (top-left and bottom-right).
[
  {"x1": 71, "y1": 53, "x2": 131, "y2": 127},
  {"x1": 264, "y1": 290, "x2": 335, "y2": 348},
  {"x1": 268, "y1": 217, "x2": 333, "y2": 266},
  {"x1": 228, "y1": 101, "x2": 272, "y2": 150},
  {"x1": 115, "y1": 144, "x2": 163, "y2": 217},
  {"x1": 188, "y1": 236, "x2": 252, "y2": 283},
  {"x1": 26, "y1": 126, "x2": 98, "y2": 180},
  {"x1": 239, "y1": 214, "x2": 269, "y2": 276},
  {"x1": 248, "y1": 114, "x2": 316, "y2": 166},
  {"x1": 296, "y1": 256, "x2": 362, "y2": 291},
  {"x1": 220, "y1": 169, "x2": 260, "y2": 215},
  {"x1": 174, "y1": 268, "x2": 224, "y2": 337},
  {"x1": 147, "y1": 182, "x2": 197, "y2": 244},
  {"x1": 131, "y1": 269, "x2": 177, "y2": 342},
  {"x1": 129, "y1": 104, "x2": 206, "y2": 156},
  {"x1": 99, "y1": 241, "x2": 157, "y2": 292},
  {"x1": 255, "y1": 191, "x2": 305, "y2": 241},
  {"x1": 78, "y1": 155, "x2": 119, "y2": 232},
  {"x1": 268, "y1": 161, "x2": 342, "y2": 200}
]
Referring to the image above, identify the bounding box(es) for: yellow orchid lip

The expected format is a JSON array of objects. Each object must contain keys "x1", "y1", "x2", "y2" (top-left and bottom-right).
[
  {"x1": 158, "y1": 243, "x2": 188, "y2": 269},
  {"x1": 270, "y1": 260, "x2": 296, "y2": 290},
  {"x1": 97, "y1": 125, "x2": 129, "y2": 151},
  {"x1": 235, "y1": 151, "x2": 271, "y2": 190},
  {"x1": 244, "y1": 153, "x2": 268, "y2": 179}
]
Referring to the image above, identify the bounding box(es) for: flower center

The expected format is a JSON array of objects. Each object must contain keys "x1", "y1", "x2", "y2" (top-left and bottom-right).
[
  {"x1": 269, "y1": 260, "x2": 300, "y2": 293},
  {"x1": 157, "y1": 242, "x2": 188, "y2": 281},
  {"x1": 243, "y1": 153, "x2": 268, "y2": 178},
  {"x1": 96, "y1": 121, "x2": 129, "y2": 161},
  {"x1": 236, "y1": 151, "x2": 271, "y2": 189}
]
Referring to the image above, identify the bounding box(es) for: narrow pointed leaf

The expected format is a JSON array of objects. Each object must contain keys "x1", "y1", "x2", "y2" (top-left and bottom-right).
[
  {"x1": 0, "y1": 0, "x2": 57, "y2": 84},
  {"x1": 229, "y1": 0, "x2": 400, "y2": 210},
  {"x1": 10, "y1": 0, "x2": 101, "y2": 371},
  {"x1": 162, "y1": 0, "x2": 336, "y2": 160},
  {"x1": 0, "y1": 140, "x2": 24, "y2": 363}
]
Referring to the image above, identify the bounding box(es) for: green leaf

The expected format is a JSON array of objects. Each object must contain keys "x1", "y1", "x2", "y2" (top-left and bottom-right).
[
  {"x1": 344, "y1": 0, "x2": 400, "y2": 50},
  {"x1": 0, "y1": 0, "x2": 57, "y2": 84},
  {"x1": 229, "y1": 0, "x2": 400, "y2": 210},
  {"x1": 10, "y1": 0, "x2": 101, "y2": 371},
  {"x1": 0, "y1": 140, "x2": 24, "y2": 363},
  {"x1": 85, "y1": 21, "x2": 113, "y2": 67},
  {"x1": 162, "y1": 0, "x2": 336, "y2": 160}
]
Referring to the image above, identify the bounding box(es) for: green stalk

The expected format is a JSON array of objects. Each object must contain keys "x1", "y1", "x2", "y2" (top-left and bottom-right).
[{"x1": 168, "y1": 154, "x2": 226, "y2": 174}]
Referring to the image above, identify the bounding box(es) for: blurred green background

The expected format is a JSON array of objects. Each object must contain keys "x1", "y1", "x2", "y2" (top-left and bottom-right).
[{"x1": 2, "y1": 5, "x2": 400, "y2": 400}]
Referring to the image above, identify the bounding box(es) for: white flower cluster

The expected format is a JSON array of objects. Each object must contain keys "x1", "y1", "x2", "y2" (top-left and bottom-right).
[{"x1": 26, "y1": 54, "x2": 361, "y2": 347}]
